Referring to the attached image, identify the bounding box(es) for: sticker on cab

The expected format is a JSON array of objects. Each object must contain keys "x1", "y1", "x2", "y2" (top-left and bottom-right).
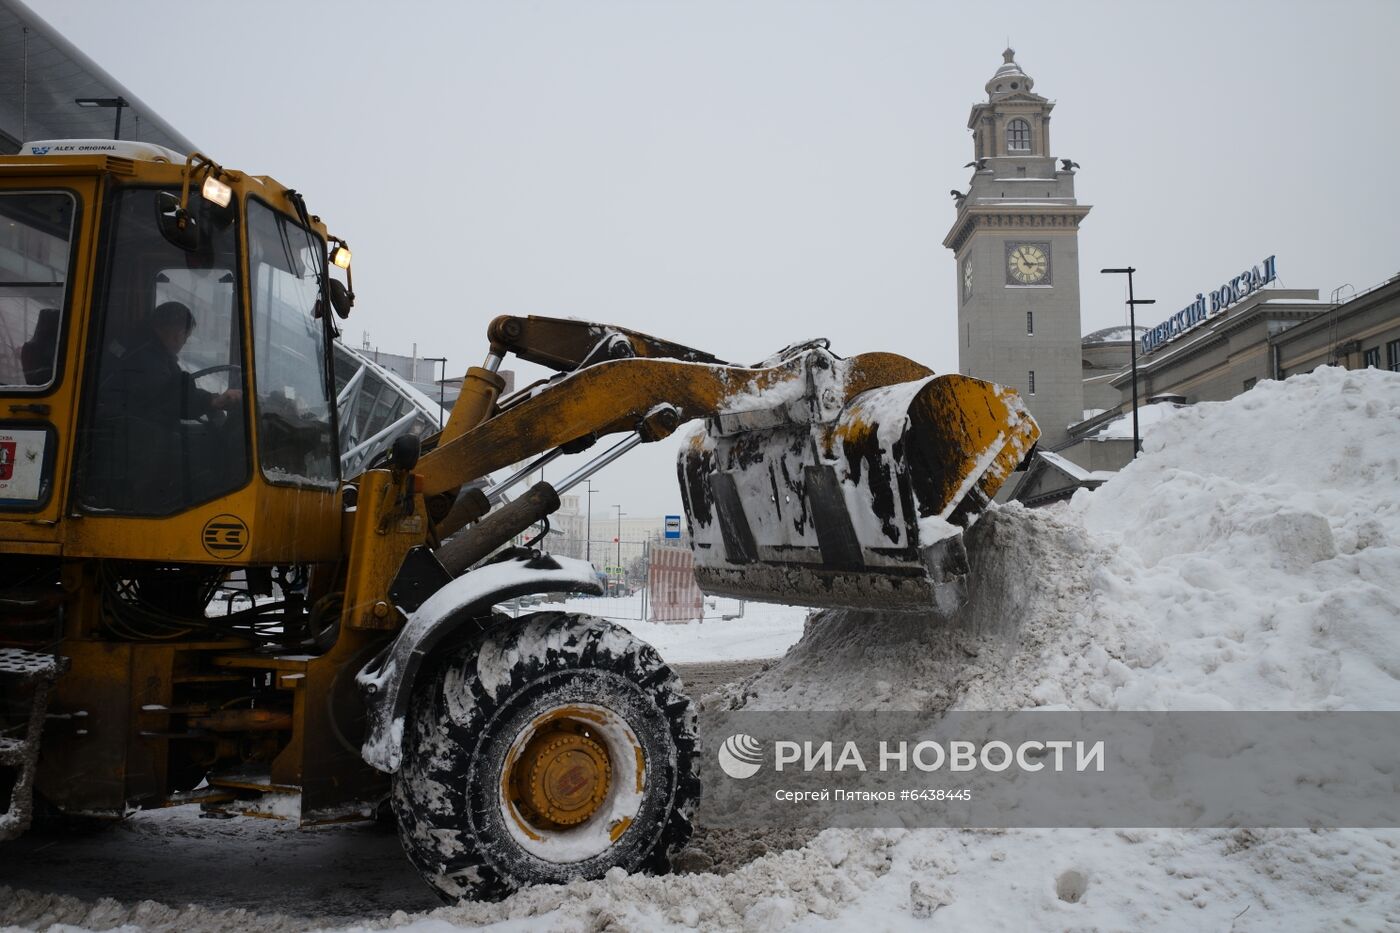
[{"x1": 0, "y1": 430, "x2": 48, "y2": 501}]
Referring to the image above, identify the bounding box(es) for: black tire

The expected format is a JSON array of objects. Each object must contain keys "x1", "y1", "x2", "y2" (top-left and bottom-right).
[{"x1": 392, "y1": 611, "x2": 700, "y2": 902}]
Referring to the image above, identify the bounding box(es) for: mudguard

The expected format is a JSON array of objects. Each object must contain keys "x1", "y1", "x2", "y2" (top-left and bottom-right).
[{"x1": 356, "y1": 552, "x2": 603, "y2": 773}]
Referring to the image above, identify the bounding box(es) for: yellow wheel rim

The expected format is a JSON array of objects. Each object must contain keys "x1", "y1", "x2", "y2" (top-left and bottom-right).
[{"x1": 505, "y1": 708, "x2": 614, "y2": 832}]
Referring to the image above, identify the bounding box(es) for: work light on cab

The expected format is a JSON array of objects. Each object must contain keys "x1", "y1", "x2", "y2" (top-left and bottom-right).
[{"x1": 201, "y1": 173, "x2": 232, "y2": 208}]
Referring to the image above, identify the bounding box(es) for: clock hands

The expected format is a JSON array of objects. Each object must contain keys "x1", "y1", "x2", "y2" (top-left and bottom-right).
[{"x1": 1008, "y1": 246, "x2": 1047, "y2": 283}]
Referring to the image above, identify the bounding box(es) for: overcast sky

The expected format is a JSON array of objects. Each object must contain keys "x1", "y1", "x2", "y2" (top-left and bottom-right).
[{"x1": 26, "y1": 0, "x2": 1400, "y2": 518}]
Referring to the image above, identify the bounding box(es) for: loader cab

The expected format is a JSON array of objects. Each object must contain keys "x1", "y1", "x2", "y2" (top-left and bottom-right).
[{"x1": 0, "y1": 144, "x2": 345, "y2": 564}]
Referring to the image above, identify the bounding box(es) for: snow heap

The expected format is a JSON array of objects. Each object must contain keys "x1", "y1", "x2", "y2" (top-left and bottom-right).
[
  {"x1": 730, "y1": 365, "x2": 1400, "y2": 713},
  {"x1": 1072, "y1": 366, "x2": 1399, "y2": 710}
]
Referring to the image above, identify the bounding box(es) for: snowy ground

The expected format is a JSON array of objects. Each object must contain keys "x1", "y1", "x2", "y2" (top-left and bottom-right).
[
  {"x1": 3, "y1": 367, "x2": 1399, "y2": 931},
  {"x1": 581, "y1": 599, "x2": 809, "y2": 664}
]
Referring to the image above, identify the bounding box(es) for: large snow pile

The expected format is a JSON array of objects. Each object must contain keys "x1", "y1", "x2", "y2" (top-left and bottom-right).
[
  {"x1": 3, "y1": 368, "x2": 1397, "y2": 932},
  {"x1": 728, "y1": 365, "x2": 1400, "y2": 713}
]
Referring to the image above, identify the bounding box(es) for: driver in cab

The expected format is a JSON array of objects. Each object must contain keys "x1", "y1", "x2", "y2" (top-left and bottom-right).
[
  {"x1": 85, "y1": 300, "x2": 244, "y2": 513},
  {"x1": 115, "y1": 301, "x2": 242, "y2": 424}
]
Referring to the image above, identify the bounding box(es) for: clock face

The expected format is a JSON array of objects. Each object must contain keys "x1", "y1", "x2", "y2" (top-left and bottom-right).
[
  {"x1": 963, "y1": 259, "x2": 973, "y2": 296},
  {"x1": 1007, "y1": 243, "x2": 1050, "y2": 285}
]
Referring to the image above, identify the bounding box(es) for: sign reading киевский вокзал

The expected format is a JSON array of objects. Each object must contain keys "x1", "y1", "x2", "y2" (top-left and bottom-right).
[{"x1": 1141, "y1": 255, "x2": 1277, "y2": 355}]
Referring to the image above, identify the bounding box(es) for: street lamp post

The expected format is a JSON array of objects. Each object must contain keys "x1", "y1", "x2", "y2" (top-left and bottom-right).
[
  {"x1": 1101, "y1": 267, "x2": 1156, "y2": 458},
  {"x1": 423, "y1": 356, "x2": 448, "y2": 428},
  {"x1": 613, "y1": 505, "x2": 624, "y2": 587},
  {"x1": 74, "y1": 96, "x2": 129, "y2": 139},
  {"x1": 585, "y1": 480, "x2": 598, "y2": 563}
]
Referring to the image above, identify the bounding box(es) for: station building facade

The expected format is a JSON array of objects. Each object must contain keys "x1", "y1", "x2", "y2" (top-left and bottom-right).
[{"x1": 1012, "y1": 269, "x2": 1400, "y2": 506}]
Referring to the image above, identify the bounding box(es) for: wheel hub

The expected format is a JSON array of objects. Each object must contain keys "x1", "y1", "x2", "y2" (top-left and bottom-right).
[{"x1": 508, "y1": 715, "x2": 613, "y2": 830}]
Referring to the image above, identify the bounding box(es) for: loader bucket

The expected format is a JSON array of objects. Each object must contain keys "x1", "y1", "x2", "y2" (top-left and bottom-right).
[{"x1": 678, "y1": 362, "x2": 1039, "y2": 613}]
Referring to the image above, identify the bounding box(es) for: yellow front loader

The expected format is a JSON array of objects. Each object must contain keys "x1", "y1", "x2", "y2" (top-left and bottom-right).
[{"x1": 0, "y1": 142, "x2": 1037, "y2": 900}]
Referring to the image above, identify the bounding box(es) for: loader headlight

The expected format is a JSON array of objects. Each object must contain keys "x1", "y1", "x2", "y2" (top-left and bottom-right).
[
  {"x1": 331, "y1": 244, "x2": 352, "y2": 269},
  {"x1": 201, "y1": 173, "x2": 232, "y2": 209}
]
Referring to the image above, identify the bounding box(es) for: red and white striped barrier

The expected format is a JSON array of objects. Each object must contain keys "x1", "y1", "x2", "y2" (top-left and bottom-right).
[{"x1": 647, "y1": 546, "x2": 704, "y2": 623}]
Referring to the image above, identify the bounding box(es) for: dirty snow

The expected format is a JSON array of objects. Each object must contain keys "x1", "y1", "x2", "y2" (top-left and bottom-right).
[{"x1": 3, "y1": 367, "x2": 1399, "y2": 931}]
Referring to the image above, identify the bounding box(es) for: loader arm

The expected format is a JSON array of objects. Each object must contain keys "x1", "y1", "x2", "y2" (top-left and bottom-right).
[
  {"x1": 415, "y1": 349, "x2": 933, "y2": 498},
  {"x1": 484, "y1": 314, "x2": 730, "y2": 373}
]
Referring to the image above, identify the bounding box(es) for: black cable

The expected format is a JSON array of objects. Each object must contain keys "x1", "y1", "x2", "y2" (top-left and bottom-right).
[{"x1": 521, "y1": 517, "x2": 550, "y2": 550}]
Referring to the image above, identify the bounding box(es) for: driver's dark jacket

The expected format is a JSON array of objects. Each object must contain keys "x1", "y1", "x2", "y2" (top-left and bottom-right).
[
  {"x1": 101, "y1": 331, "x2": 216, "y2": 426},
  {"x1": 82, "y1": 330, "x2": 220, "y2": 512}
]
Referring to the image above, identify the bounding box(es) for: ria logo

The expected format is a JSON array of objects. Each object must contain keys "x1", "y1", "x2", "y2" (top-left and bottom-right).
[{"x1": 717, "y1": 733, "x2": 764, "y2": 779}]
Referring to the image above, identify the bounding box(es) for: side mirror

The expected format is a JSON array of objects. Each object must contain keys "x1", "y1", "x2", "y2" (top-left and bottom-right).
[
  {"x1": 314, "y1": 279, "x2": 353, "y2": 320},
  {"x1": 329, "y1": 278, "x2": 353, "y2": 319},
  {"x1": 155, "y1": 191, "x2": 199, "y2": 252}
]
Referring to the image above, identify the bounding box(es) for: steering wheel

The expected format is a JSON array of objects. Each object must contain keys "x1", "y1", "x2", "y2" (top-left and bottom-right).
[
  {"x1": 189, "y1": 364, "x2": 243, "y2": 427},
  {"x1": 191, "y1": 363, "x2": 242, "y2": 381}
]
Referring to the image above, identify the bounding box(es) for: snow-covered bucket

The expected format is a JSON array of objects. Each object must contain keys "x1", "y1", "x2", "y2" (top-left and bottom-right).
[{"x1": 678, "y1": 352, "x2": 1039, "y2": 614}]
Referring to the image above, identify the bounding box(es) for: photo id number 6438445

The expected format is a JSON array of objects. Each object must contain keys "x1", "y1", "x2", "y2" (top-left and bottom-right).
[{"x1": 903, "y1": 789, "x2": 973, "y2": 802}]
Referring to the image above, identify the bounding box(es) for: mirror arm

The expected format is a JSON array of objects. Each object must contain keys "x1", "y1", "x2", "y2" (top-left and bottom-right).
[{"x1": 176, "y1": 151, "x2": 220, "y2": 230}]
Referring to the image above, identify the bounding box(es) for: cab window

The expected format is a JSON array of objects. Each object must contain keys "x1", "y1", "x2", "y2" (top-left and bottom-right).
[
  {"x1": 76, "y1": 187, "x2": 248, "y2": 515},
  {"x1": 0, "y1": 192, "x2": 76, "y2": 391},
  {"x1": 247, "y1": 199, "x2": 336, "y2": 488}
]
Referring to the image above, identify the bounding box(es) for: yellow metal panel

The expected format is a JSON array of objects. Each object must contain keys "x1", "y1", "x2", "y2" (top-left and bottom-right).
[
  {"x1": 341, "y1": 470, "x2": 430, "y2": 630},
  {"x1": 62, "y1": 483, "x2": 340, "y2": 564},
  {"x1": 0, "y1": 536, "x2": 61, "y2": 555}
]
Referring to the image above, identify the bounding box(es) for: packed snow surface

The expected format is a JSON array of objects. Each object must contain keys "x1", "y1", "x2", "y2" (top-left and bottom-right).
[{"x1": 4, "y1": 367, "x2": 1398, "y2": 931}]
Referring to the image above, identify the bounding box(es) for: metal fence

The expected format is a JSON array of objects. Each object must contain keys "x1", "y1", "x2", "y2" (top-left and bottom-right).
[{"x1": 498, "y1": 535, "x2": 746, "y2": 623}]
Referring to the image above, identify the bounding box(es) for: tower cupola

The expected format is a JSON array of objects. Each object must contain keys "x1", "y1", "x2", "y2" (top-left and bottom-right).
[{"x1": 986, "y1": 48, "x2": 1034, "y2": 100}]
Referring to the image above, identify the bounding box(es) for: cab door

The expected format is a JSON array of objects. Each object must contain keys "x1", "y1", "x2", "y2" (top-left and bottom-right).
[{"x1": 0, "y1": 177, "x2": 98, "y2": 552}]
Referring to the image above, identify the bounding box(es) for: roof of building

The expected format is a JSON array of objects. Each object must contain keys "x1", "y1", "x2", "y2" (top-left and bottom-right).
[
  {"x1": 0, "y1": 0, "x2": 195, "y2": 152},
  {"x1": 1089, "y1": 400, "x2": 1188, "y2": 440},
  {"x1": 1083, "y1": 325, "x2": 1147, "y2": 345},
  {"x1": 1037, "y1": 450, "x2": 1116, "y2": 483}
]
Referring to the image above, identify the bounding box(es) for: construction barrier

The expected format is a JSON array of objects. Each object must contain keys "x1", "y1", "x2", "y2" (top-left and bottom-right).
[{"x1": 647, "y1": 546, "x2": 703, "y2": 623}]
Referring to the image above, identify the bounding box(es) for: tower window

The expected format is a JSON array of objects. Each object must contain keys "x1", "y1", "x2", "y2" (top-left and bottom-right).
[
  {"x1": 1027, "y1": 311, "x2": 1034, "y2": 335},
  {"x1": 1007, "y1": 119, "x2": 1031, "y2": 152},
  {"x1": 1028, "y1": 370, "x2": 1036, "y2": 395}
]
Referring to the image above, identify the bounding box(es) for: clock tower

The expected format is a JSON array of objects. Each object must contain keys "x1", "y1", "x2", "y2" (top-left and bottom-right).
[{"x1": 943, "y1": 49, "x2": 1090, "y2": 448}]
